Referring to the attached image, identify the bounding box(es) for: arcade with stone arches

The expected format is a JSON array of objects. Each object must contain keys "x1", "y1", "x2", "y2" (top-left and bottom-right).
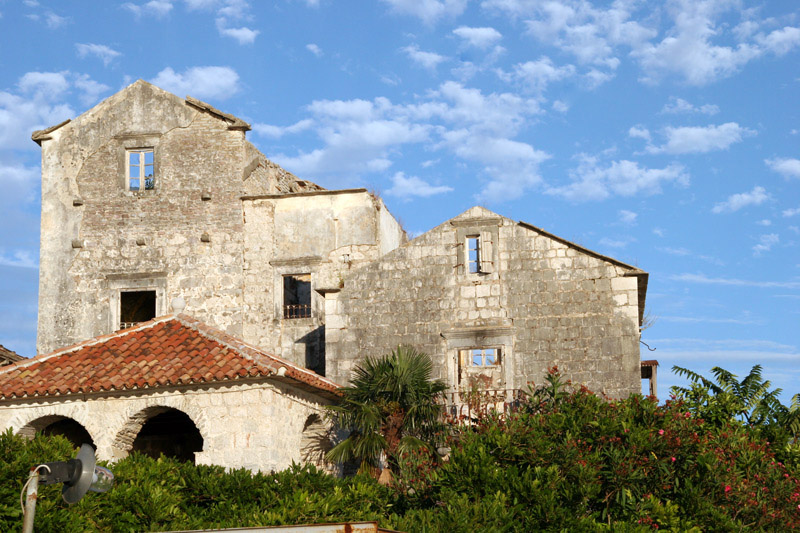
[{"x1": 14, "y1": 404, "x2": 205, "y2": 464}]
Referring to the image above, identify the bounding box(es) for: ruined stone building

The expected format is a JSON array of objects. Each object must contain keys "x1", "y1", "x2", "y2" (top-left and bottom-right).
[{"x1": 0, "y1": 80, "x2": 649, "y2": 470}]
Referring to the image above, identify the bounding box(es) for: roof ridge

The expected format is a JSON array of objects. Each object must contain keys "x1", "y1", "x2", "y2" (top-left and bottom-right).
[{"x1": 1, "y1": 315, "x2": 179, "y2": 374}]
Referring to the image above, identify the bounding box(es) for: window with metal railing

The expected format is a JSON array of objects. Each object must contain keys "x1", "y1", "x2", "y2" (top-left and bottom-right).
[
  {"x1": 119, "y1": 290, "x2": 156, "y2": 330},
  {"x1": 283, "y1": 274, "x2": 311, "y2": 319}
]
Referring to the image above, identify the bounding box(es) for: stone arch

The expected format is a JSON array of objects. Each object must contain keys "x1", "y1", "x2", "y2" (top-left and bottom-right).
[
  {"x1": 17, "y1": 414, "x2": 96, "y2": 449},
  {"x1": 300, "y1": 413, "x2": 333, "y2": 468},
  {"x1": 112, "y1": 405, "x2": 204, "y2": 463}
]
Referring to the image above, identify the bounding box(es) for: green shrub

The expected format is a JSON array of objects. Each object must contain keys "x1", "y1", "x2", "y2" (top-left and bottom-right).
[{"x1": 3, "y1": 369, "x2": 799, "y2": 531}]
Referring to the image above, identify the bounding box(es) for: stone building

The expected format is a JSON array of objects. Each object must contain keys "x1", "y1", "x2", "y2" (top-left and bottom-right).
[
  {"x1": 0, "y1": 80, "x2": 649, "y2": 470},
  {"x1": 0, "y1": 314, "x2": 338, "y2": 470}
]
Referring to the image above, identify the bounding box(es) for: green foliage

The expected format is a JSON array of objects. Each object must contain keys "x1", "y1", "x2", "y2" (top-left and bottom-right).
[
  {"x1": 4, "y1": 366, "x2": 799, "y2": 532},
  {"x1": 672, "y1": 364, "x2": 800, "y2": 463},
  {"x1": 325, "y1": 345, "x2": 448, "y2": 476}
]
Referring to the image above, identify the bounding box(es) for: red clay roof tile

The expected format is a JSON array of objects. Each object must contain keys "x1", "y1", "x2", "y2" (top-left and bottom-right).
[{"x1": 0, "y1": 314, "x2": 341, "y2": 400}]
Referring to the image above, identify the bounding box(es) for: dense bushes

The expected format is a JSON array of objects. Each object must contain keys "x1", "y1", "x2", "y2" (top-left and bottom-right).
[{"x1": 3, "y1": 373, "x2": 799, "y2": 531}]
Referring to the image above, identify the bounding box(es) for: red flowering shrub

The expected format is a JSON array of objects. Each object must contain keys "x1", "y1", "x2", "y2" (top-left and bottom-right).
[{"x1": 414, "y1": 371, "x2": 800, "y2": 530}]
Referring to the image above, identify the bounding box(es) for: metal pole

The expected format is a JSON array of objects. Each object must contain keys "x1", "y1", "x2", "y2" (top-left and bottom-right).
[{"x1": 22, "y1": 467, "x2": 39, "y2": 533}]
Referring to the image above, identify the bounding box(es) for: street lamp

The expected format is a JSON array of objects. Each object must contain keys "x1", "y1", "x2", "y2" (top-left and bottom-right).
[{"x1": 21, "y1": 443, "x2": 114, "y2": 533}]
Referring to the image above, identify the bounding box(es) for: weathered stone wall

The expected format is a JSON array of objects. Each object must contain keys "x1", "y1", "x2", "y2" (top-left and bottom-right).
[
  {"x1": 0, "y1": 380, "x2": 331, "y2": 472},
  {"x1": 35, "y1": 81, "x2": 336, "y2": 356},
  {"x1": 326, "y1": 207, "x2": 642, "y2": 397},
  {"x1": 242, "y1": 190, "x2": 406, "y2": 373}
]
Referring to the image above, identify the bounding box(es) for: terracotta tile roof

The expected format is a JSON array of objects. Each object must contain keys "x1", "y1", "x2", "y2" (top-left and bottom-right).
[
  {"x1": 0, "y1": 314, "x2": 340, "y2": 400},
  {"x1": 641, "y1": 360, "x2": 659, "y2": 367}
]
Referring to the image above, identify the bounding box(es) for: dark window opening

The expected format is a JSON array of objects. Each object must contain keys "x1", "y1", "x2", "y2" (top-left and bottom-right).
[
  {"x1": 41, "y1": 418, "x2": 95, "y2": 449},
  {"x1": 131, "y1": 409, "x2": 203, "y2": 463},
  {"x1": 120, "y1": 290, "x2": 156, "y2": 330},
  {"x1": 283, "y1": 274, "x2": 311, "y2": 319}
]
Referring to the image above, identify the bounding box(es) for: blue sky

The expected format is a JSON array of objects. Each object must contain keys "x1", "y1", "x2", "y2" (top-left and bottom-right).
[{"x1": 0, "y1": 0, "x2": 798, "y2": 400}]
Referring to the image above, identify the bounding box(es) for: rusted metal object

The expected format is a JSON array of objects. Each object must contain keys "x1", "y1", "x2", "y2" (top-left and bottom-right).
[
  {"x1": 440, "y1": 388, "x2": 527, "y2": 423},
  {"x1": 22, "y1": 467, "x2": 40, "y2": 533}
]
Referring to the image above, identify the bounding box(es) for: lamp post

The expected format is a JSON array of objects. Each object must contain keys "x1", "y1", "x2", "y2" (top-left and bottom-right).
[{"x1": 22, "y1": 443, "x2": 114, "y2": 533}]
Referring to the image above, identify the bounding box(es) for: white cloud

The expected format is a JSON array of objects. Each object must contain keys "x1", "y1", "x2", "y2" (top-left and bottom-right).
[
  {"x1": 216, "y1": 22, "x2": 259, "y2": 44},
  {"x1": 453, "y1": 26, "x2": 502, "y2": 48},
  {"x1": 122, "y1": 1, "x2": 173, "y2": 18},
  {"x1": 509, "y1": 57, "x2": 575, "y2": 93},
  {"x1": 628, "y1": 125, "x2": 650, "y2": 141},
  {"x1": 251, "y1": 119, "x2": 313, "y2": 139},
  {"x1": 403, "y1": 45, "x2": 447, "y2": 71},
  {"x1": 753, "y1": 233, "x2": 779, "y2": 256},
  {"x1": 756, "y1": 219, "x2": 772, "y2": 226},
  {"x1": 381, "y1": 0, "x2": 467, "y2": 25},
  {"x1": 498, "y1": 0, "x2": 654, "y2": 68},
  {"x1": 0, "y1": 71, "x2": 111, "y2": 150},
  {"x1": 782, "y1": 207, "x2": 800, "y2": 218},
  {"x1": 618, "y1": 209, "x2": 637, "y2": 224},
  {"x1": 599, "y1": 236, "x2": 636, "y2": 248},
  {"x1": 44, "y1": 11, "x2": 68, "y2": 28},
  {"x1": 765, "y1": 157, "x2": 800, "y2": 179},
  {"x1": 660, "y1": 96, "x2": 719, "y2": 115},
  {"x1": 274, "y1": 97, "x2": 430, "y2": 178},
  {"x1": 652, "y1": 227, "x2": 665, "y2": 237},
  {"x1": 150, "y1": 66, "x2": 240, "y2": 100},
  {"x1": 670, "y1": 273, "x2": 800, "y2": 289},
  {"x1": 547, "y1": 156, "x2": 688, "y2": 202},
  {"x1": 75, "y1": 43, "x2": 121, "y2": 66},
  {"x1": 306, "y1": 43, "x2": 323, "y2": 57},
  {"x1": 386, "y1": 172, "x2": 453, "y2": 199},
  {"x1": 552, "y1": 100, "x2": 569, "y2": 113},
  {"x1": 72, "y1": 74, "x2": 111, "y2": 106},
  {"x1": 648, "y1": 122, "x2": 754, "y2": 154},
  {"x1": 0, "y1": 249, "x2": 38, "y2": 269},
  {"x1": 632, "y1": 0, "x2": 763, "y2": 85},
  {"x1": 273, "y1": 83, "x2": 547, "y2": 200},
  {"x1": 756, "y1": 26, "x2": 800, "y2": 56},
  {"x1": 711, "y1": 186, "x2": 769, "y2": 214}
]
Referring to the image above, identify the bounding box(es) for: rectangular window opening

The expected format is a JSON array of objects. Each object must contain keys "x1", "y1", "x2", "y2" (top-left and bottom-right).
[
  {"x1": 120, "y1": 290, "x2": 156, "y2": 330},
  {"x1": 128, "y1": 149, "x2": 154, "y2": 191},
  {"x1": 467, "y1": 235, "x2": 481, "y2": 273},
  {"x1": 464, "y1": 347, "x2": 500, "y2": 367},
  {"x1": 283, "y1": 274, "x2": 311, "y2": 319}
]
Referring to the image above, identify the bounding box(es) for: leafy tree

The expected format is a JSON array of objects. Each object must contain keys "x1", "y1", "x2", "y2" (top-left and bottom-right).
[
  {"x1": 672, "y1": 364, "x2": 800, "y2": 461},
  {"x1": 325, "y1": 346, "x2": 448, "y2": 481}
]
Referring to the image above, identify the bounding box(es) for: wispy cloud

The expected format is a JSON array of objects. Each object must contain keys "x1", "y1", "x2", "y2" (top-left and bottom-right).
[
  {"x1": 671, "y1": 273, "x2": 800, "y2": 289},
  {"x1": 648, "y1": 123, "x2": 755, "y2": 155},
  {"x1": 547, "y1": 155, "x2": 688, "y2": 202},
  {"x1": 403, "y1": 45, "x2": 447, "y2": 71},
  {"x1": 765, "y1": 157, "x2": 800, "y2": 179},
  {"x1": 386, "y1": 172, "x2": 453, "y2": 199},
  {"x1": 75, "y1": 43, "x2": 121, "y2": 66},
  {"x1": 150, "y1": 66, "x2": 240, "y2": 100},
  {"x1": 453, "y1": 26, "x2": 502, "y2": 49},
  {"x1": 381, "y1": 0, "x2": 467, "y2": 25},
  {"x1": 711, "y1": 186, "x2": 769, "y2": 214},
  {"x1": 752, "y1": 233, "x2": 779, "y2": 256},
  {"x1": 306, "y1": 43, "x2": 322, "y2": 57},
  {"x1": 660, "y1": 97, "x2": 719, "y2": 115},
  {"x1": 122, "y1": 1, "x2": 173, "y2": 19}
]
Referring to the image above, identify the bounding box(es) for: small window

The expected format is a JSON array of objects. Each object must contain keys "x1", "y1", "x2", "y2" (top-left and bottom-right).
[
  {"x1": 283, "y1": 274, "x2": 311, "y2": 319},
  {"x1": 120, "y1": 290, "x2": 156, "y2": 329},
  {"x1": 464, "y1": 348, "x2": 500, "y2": 367},
  {"x1": 467, "y1": 236, "x2": 481, "y2": 273},
  {"x1": 128, "y1": 149, "x2": 154, "y2": 191}
]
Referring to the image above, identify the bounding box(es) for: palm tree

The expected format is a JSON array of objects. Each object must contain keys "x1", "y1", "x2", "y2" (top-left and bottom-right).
[{"x1": 325, "y1": 345, "x2": 448, "y2": 482}]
